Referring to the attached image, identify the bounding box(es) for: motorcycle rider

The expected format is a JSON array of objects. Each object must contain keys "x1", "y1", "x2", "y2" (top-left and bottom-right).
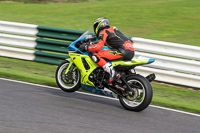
[{"x1": 79, "y1": 17, "x2": 135, "y2": 85}]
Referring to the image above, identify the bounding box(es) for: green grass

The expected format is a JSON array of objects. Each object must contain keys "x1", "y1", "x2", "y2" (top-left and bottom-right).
[
  {"x1": 0, "y1": 57, "x2": 57, "y2": 86},
  {"x1": 0, "y1": 56, "x2": 200, "y2": 114},
  {"x1": 0, "y1": 0, "x2": 200, "y2": 46},
  {"x1": 152, "y1": 84, "x2": 200, "y2": 114},
  {"x1": 0, "y1": 0, "x2": 90, "y2": 3}
]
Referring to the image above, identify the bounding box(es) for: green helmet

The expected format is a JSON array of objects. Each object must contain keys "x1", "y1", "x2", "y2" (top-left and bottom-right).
[{"x1": 93, "y1": 17, "x2": 110, "y2": 37}]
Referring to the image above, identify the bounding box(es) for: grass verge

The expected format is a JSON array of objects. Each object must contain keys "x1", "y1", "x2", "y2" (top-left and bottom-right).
[
  {"x1": 0, "y1": 0, "x2": 91, "y2": 3},
  {"x1": 0, "y1": 0, "x2": 200, "y2": 46},
  {"x1": 0, "y1": 56, "x2": 200, "y2": 114}
]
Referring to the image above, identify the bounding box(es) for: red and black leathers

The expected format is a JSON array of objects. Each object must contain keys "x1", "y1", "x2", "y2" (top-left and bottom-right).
[{"x1": 88, "y1": 26, "x2": 135, "y2": 67}]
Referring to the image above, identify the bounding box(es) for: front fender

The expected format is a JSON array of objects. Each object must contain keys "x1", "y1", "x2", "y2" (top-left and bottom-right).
[
  {"x1": 64, "y1": 58, "x2": 77, "y2": 74},
  {"x1": 66, "y1": 58, "x2": 73, "y2": 64}
]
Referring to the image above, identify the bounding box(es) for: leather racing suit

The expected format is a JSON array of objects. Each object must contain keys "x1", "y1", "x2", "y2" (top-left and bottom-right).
[{"x1": 88, "y1": 26, "x2": 135, "y2": 68}]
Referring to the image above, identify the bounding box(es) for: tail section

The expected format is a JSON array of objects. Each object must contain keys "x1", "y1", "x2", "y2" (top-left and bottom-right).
[{"x1": 112, "y1": 56, "x2": 155, "y2": 67}]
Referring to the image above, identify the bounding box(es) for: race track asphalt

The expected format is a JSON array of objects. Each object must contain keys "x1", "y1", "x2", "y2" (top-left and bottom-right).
[{"x1": 0, "y1": 78, "x2": 199, "y2": 133}]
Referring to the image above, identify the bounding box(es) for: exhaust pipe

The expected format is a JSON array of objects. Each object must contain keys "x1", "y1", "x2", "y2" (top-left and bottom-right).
[{"x1": 146, "y1": 73, "x2": 156, "y2": 82}]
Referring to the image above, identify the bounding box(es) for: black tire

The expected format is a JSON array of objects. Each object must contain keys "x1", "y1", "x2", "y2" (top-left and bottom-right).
[
  {"x1": 119, "y1": 74, "x2": 153, "y2": 112},
  {"x1": 55, "y1": 60, "x2": 81, "y2": 92}
]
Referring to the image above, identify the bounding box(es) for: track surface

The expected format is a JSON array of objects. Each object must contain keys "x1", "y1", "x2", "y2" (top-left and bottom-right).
[{"x1": 0, "y1": 79, "x2": 199, "y2": 133}]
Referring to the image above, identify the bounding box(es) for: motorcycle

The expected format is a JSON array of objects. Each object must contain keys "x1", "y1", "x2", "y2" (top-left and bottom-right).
[{"x1": 56, "y1": 31, "x2": 156, "y2": 112}]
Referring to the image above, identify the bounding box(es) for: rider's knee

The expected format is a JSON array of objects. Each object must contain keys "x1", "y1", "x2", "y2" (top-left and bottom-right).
[{"x1": 91, "y1": 55, "x2": 100, "y2": 63}]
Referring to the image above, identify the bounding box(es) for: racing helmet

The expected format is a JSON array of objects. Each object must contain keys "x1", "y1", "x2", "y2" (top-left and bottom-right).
[{"x1": 93, "y1": 17, "x2": 110, "y2": 37}]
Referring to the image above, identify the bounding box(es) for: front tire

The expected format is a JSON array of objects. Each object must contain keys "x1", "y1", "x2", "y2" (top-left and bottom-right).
[
  {"x1": 119, "y1": 74, "x2": 153, "y2": 112},
  {"x1": 56, "y1": 60, "x2": 81, "y2": 92}
]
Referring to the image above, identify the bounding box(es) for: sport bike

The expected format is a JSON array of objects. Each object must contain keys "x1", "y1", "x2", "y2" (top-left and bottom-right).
[{"x1": 56, "y1": 31, "x2": 156, "y2": 112}]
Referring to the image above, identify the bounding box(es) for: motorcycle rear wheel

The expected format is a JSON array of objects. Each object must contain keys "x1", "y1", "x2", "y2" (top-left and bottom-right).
[
  {"x1": 56, "y1": 60, "x2": 81, "y2": 92},
  {"x1": 119, "y1": 74, "x2": 153, "y2": 112}
]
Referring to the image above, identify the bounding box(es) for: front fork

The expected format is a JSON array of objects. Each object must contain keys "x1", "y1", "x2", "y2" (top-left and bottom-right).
[
  {"x1": 64, "y1": 60, "x2": 78, "y2": 83},
  {"x1": 64, "y1": 59, "x2": 77, "y2": 75}
]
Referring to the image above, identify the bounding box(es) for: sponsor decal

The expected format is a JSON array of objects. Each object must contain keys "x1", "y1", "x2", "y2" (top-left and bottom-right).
[
  {"x1": 126, "y1": 43, "x2": 133, "y2": 48},
  {"x1": 108, "y1": 51, "x2": 120, "y2": 56}
]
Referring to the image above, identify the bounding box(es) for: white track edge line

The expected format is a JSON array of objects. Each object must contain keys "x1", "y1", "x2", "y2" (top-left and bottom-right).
[{"x1": 0, "y1": 77, "x2": 199, "y2": 117}]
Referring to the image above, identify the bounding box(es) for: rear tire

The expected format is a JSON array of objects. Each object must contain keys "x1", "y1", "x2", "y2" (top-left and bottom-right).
[
  {"x1": 56, "y1": 60, "x2": 81, "y2": 92},
  {"x1": 119, "y1": 74, "x2": 153, "y2": 112}
]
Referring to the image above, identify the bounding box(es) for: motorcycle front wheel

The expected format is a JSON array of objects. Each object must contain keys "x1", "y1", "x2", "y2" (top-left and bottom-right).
[
  {"x1": 56, "y1": 60, "x2": 81, "y2": 92},
  {"x1": 119, "y1": 74, "x2": 153, "y2": 112}
]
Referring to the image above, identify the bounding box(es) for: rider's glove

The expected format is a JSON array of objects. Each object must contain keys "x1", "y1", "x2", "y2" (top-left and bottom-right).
[{"x1": 79, "y1": 44, "x2": 88, "y2": 52}]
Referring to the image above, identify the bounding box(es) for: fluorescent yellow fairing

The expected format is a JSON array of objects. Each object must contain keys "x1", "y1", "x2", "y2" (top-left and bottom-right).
[
  {"x1": 69, "y1": 53, "x2": 99, "y2": 86},
  {"x1": 68, "y1": 53, "x2": 154, "y2": 87},
  {"x1": 112, "y1": 58, "x2": 151, "y2": 67}
]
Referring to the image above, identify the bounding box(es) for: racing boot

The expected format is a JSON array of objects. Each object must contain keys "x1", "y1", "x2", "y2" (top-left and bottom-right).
[{"x1": 102, "y1": 63, "x2": 121, "y2": 86}]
